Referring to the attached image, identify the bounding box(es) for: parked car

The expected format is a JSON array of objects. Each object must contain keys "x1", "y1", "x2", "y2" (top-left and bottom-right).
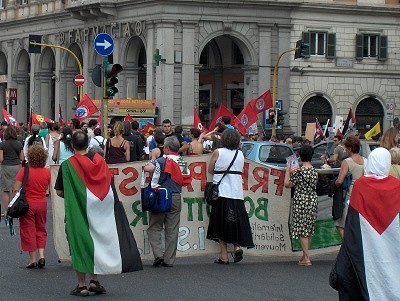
[{"x1": 240, "y1": 141, "x2": 295, "y2": 168}]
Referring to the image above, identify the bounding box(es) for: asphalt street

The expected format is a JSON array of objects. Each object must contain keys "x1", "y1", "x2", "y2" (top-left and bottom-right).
[{"x1": 0, "y1": 203, "x2": 339, "y2": 301}]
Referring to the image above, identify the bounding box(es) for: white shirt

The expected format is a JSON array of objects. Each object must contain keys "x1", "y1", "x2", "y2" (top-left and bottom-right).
[
  {"x1": 23, "y1": 135, "x2": 47, "y2": 162},
  {"x1": 213, "y1": 148, "x2": 244, "y2": 200},
  {"x1": 89, "y1": 135, "x2": 106, "y2": 149}
]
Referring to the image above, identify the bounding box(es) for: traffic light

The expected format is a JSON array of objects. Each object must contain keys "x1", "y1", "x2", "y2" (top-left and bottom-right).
[
  {"x1": 277, "y1": 110, "x2": 287, "y2": 126},
  {"x1": 103, "y1": 55, "x2": 123, "y2": 98},
  {"x1": 294, "y1": 40, "x2": 309, "y2": 59},
  {"x1": 266, "y1": 109, "x2": 276, "y2": 124},
  {"x1": 28, "y1": 35, "x2": 42, "y2": 54}
]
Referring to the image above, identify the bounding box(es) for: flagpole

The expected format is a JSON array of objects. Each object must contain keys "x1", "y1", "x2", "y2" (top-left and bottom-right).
[{"x1": 323, "y1": 119, "x2": 330, "y2": 137}]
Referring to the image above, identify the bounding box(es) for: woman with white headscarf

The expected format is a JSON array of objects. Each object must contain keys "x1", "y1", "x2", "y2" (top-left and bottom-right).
[{"x1": 332, "y1": 148, "x2": 400, "y2": 300}]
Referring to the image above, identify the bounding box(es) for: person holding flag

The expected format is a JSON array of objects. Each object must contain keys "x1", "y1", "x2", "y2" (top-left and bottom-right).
[
  {"x1": 54, "y1": 131, "x2": 142, "y2": 296},
  {"x1": 144, "y1": 136, "x2": 192, "y2": 267},
  {"x1": 334, "y1": 147, "x2": 400, "y2": 300}
]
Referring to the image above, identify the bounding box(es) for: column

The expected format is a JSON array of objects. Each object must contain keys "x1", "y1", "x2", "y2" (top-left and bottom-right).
[
  {"x1": 6, "y1": 41, "x2": 17, "y2": 115},
  {"x1": 277, "y1": 26, "x2": 291, "y2": 112},
  {"x1": 30, "y1": 54, "x2": 38, "y2": 113},
  {"x1": 258, "y1": 25, "x2": 272, "y2": 96},
  {"x1": 181, "y1": 21, "x2": 196, "y2": 127},
  {"x1": 82, "y1": 40, "x2": 89, "y2": 95},
  {"x1": 146, "y1": 22, "x2": 155, "y2": 100},
  {"x1": 54, "y1": 48, "x2": 61, "y2": 122},
  {"x1": 155, "y1": 22, "x2": 175, "y2": 123}
]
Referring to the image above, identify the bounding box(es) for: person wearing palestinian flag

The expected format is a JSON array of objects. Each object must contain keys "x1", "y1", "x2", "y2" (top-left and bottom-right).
[
  {"x1": 334, "y1": 147, "x2": 400, "y2": 300},
  {"x1": 143, "y1": 136, "x2": 192, "y2": 268},
  {"x1": 54, "y1": 131, "x2": 142, "y2": 297}
]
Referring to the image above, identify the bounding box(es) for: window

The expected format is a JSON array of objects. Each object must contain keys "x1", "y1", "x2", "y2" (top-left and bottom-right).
[
  {"x1": 301, "y1": 31, "x2": 336, "y2": 59},
  {"x1": 356, "y1": 33, "x2": 387, "y2": 61},
  {"x1": 16, "y1": 0, "x2": 28, "y2": 5},
  {"x1": 0, "y1": 0, "x2": 5, "y2": 9}
]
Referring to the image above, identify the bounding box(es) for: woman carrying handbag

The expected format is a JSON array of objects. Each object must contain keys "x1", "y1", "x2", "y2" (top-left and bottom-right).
[{"x1": 206, "y1": 129, "x2": 254, "y2": 264}]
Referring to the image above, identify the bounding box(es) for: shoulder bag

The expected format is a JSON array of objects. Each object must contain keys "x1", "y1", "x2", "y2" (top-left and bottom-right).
[
  {"x1": 205, "y1": 149, "x2": 239, "y2": 206},
  {"x1": 7, "y1": 165, "x2": 29, "y2": 218}
]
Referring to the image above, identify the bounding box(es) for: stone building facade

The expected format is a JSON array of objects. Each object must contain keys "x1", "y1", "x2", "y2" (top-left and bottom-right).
[{"x1": 0, "y1": 0, "x2": 399, "y2": 135}]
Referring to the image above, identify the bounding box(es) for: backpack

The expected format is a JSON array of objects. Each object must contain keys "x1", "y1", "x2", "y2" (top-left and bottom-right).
[{"x1": 93, "y1": 137, "x2": 105, "y2": 149}]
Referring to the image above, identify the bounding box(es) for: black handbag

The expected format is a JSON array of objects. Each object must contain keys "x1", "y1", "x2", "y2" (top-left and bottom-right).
[
  {"x1": 329, "y1": 258, "x2": 339, "y2": 291},
  {"x1": 205, "y1": 150, "x2": 239, "y2": 206},
  {"x1": 7, "y1": 165, "x2": 29, "y2": 218}
]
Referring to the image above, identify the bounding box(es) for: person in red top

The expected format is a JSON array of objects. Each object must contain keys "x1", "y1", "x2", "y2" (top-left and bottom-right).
[{"x1": 13, "y1": 145, "x2": 51, "y2": 269}]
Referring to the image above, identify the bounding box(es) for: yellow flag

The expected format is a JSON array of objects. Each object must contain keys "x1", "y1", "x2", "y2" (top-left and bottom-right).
[{"x1": 364, "y1": 121, "x2": 381, "y2": 140}]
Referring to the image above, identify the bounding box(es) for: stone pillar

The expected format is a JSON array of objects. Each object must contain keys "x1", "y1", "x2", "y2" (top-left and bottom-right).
[
  {"x1": 155, "y1": 22, "x2": 175, "y2": 123},
  {"x1": 14, "y1": 76, "x2": 29, "y2": 123},
  {"x1": 258, "y1": 25, "x2": 272, "y2": 96},
  {"x1": 181, "y1": 21, "x2": 196, "y2": 127},
  {"x1": 82, "y1": 40, "x2": 89, "y2": 95},
  {"x1": 277, "y1": 26, "x2": 291, "y2": 112},
  {"x1": 30, "y1": 54, "x2": 38, "y2": 113},
  {"x1": 54, "y1": 48, "x2": 61, "y2": 122},
  {"x1": 6, "y1": 41, "x2": 17, "y2": 116},
  {"x1": 146, "y1": 22, "x2": 155, "y2": 100},
  {"x1": 34, "y1": 72, "x2": 53, "y2": 118}
]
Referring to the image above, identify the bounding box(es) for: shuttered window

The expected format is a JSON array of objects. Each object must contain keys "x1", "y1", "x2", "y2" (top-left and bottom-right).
[
  {"x1": 355, "y1": 33, "x2": 387, "y2": 61},
  {"x1": 302, "y1": 31, "x2": 336, "y2": 59}
]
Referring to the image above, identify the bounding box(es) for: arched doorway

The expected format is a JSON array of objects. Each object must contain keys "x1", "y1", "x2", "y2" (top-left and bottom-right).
[
  {"x1": 198, "y1": 35, "x2": 247, "y2": 126},
  {"x1": 0, "y1": 52, "x2": 7, "y2": 114},
  {"x1": 14, "y1": 50, "x2": 30, "y2": 123},
  {"x1": 301, "y1": 96, "x2": 332, "y2": 134},
  {"x1": 355, "y1": 97, "x2": 384, "y2": 134},
  {"x1": 37, "y1": 47, "x2": 56, "y2": 119},
  {"x1": 63, "y1": 43, "x2": 83, "y2": 120},
  {"x1": 124, "y1": 37, "x2": 146, "y2": 99}
]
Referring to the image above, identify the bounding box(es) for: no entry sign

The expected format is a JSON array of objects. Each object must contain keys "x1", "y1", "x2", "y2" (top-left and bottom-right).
[{"x1": 74, "y1": 74, "x2": 85, "y2": 86}]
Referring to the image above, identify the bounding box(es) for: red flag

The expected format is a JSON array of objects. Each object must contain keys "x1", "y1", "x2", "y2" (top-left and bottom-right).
[
  {"x1": 32, "y1": 112, "x2": 54, "y2": 125},
  {"x1": 2, "y1": 108, "x2": 18, "y2": 126},
  {"x1": 247, "y1": 90, "x2": 273, "y2": 114},
  {"x1": 314, "y1": 118, "x2": 325, "y2": 141},
  {"x1": 342, "y1": 108, "x2": 356, "y2": 136},
  {"x1": 124, "y1": 114, "x2": 135, "y2": 123},
  {"x1": 143, "y1": 122, "x2": 156, "y2": 136},
  {"x1": 58, "y1": 103, "x2": 64, "y2": 126},
  {"x1": 209, "y1": 104, "x2": 236, "y2": 130},
  {"x1": 194, "y1": 109, "x2": 207, "y2": 132},
  {"x1": 73, "y1": 94, "x2": 99, "y2": 122},
  {"x1": 96, "y1": 116, "x2": 101, "y2": 128},
  {"x1": 232, "y1": 105, "x2": 258, "y2": 135}
]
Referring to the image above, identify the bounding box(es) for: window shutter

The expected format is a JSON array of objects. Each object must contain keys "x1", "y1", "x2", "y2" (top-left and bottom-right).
[
  {"x1": 326, "y1": 33, "x2": 336, "y2": 59},
  {"x1": 355, "y1": 34, "x2": 364, "y2": 61},
  {"x1": 302, "y1": 32, "x2": 310, "y2": 58},
  {"x1": 378, "y1": 35, "x2": 388, "y2": 61}
]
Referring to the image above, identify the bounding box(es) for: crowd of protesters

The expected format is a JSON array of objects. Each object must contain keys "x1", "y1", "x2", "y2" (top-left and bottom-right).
[{"x1": 0, "y1": 114, "x2": 399, "y2": 299}]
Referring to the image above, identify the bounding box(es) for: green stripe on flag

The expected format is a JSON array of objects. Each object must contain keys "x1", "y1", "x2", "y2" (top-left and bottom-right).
[{"x1": 62, "y1": 160, "x2": 95, "y2": 273}]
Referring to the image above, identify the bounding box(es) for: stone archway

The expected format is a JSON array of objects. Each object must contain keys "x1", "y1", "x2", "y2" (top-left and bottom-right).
[
  {"x1": 198, "y1": 34, "x2": 249, "y2": 126},
  {"x1": 301, "y1": 96, "x2": 333, "y2": 134},
  {"x1": 355, "y1": 97, "x2": 384, "y2": 134},
  {"x1": 14, "y1": 50, "x2": 30, "y2": 123},
  {"x1": 37, "y1": 47, "x2": 56, "y2": 119},
  {"x1": 124, "y1": 36, "x2": 147, "y2": 99}
]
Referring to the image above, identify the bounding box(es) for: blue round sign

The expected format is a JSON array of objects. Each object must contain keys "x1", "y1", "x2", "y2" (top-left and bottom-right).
[{"x1": 94, "y1": 33, "x2": 114, "y2": 56}]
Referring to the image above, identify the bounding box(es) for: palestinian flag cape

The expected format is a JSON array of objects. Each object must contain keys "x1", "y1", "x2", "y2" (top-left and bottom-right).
[
  {"x1": 336, "y1": 176, "x2": 400, "y2": 300},
  {"x1": 62, "y1": 153, "x2": 142, "y2": 274}
]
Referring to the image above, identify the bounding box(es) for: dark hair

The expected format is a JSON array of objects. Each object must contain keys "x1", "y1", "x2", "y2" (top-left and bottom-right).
[
  {"x1": 72, "y1": 131, "x2": 89, "y2": 151},
  {"x1": 94, "y1": 127, "x2": 102, "y2": 136},
  {"x1": 70, "y1": 118, "x2": 80, "y2": 130},
  {"x1": 1, "y1": 121, "x2": 8, "y2": 126},
  {"x1": 344, "y1": 135, "x2": 360, "y2": 154},
  {"x1": 162, "y1": 119, "x2": 171, "y2": 125},
  {"x1": 220, "y1": 129, "x2": 240, "y2": 150},
  {"x1": 190, "y1": 128, "x2": 201, "y2": 139},
  {"x1": 80, "y1": 122, "x2": 88, "y2": 128},
  {"x1": 334, "y1": 135, "x2": 343, "y2": 141},
  {"x1": 299, "y1": 144, "x2": 313, "y2": 162},
  {"x1": 131, "y1": 121, "x2": 139, "y2": 130},
  {"x1": 154, "y1": 131, "x2": 165, "y2": 145},
  {"x1": 88, "y1": 119, "x2": 98, "y2": 128},
  {"x1": 28, "y1": 145, "x2": 48, "y2": 168},
  {"x1": 48, "y1": 122, "x2": 60, "y2": 131},
  {"x1": 27, "y1": 124, "x2": 40, "y2": 146},
  {"x1": 60, "y1": 127, "x2": 74, "y2": 153},
  {"x1": 216, "y1": 122, "x2": 226, "y2": 133},
  {"x1": 4, "y1": 126, "x2": 17, "y2": 140},
  {"x1": 221, "y1": 116, "x2": 231, "y2": 125},
  {"x1": 123, "y1": 121, "x2": 132, "y2": 134},
  {"x1": 174, "y1": 125, "x2": 183, "y2": 135}
]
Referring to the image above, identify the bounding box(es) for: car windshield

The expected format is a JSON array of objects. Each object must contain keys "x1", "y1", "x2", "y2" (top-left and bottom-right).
[
  {"x1": 312, "y1": 141, "x2": 335, "y2": 161},
  {"x1": 259, "y1": 145, "x2": 293, "y2": 164}
]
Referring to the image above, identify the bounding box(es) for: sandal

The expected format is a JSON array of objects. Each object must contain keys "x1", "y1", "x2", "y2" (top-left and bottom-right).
[
  {"x1": 214, "y1": 258, "x2": 229, "y2": 265},
  {"x1": 70, "y1": 285, "x2": 90, "y2": 297},
  {"x1": 88, "y1": 280, "x2": 106, "y2": 294},
  {"x1": 297, "y1": 261, "x2": 312, "y2": 266},
  {"x1": 231, "y1": 249, "x2": 243, "y2": 263}
]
